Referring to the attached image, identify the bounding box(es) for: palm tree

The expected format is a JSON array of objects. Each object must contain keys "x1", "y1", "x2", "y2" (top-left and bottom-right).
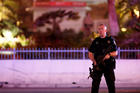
[{"x1": 108, "y1": 0, "x2": 120, "y2": 36}]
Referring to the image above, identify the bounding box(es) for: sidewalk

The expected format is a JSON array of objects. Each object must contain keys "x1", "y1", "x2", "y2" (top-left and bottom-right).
[{"x1": 0, "y1": 87, "x2": 140, "y2": 93}]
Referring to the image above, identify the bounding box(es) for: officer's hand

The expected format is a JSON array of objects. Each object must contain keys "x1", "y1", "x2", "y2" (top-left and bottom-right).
[
  {"x1": 103, "y1": 54, "x2": 110, "y2": 60},
  {"x1": 93, "y1": 61, "x2": 97, "y2": 66},
  {"x1": 94, "y1": 65, "x2": 100, "y2": 71}
]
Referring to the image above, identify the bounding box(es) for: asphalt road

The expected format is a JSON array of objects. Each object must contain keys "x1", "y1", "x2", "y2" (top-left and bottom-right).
[{"x1": 0, "y1": 87, "x2": 140, "y2": 93}]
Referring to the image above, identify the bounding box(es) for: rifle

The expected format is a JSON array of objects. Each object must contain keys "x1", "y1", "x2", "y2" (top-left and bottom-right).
[
  {"x1": 88, "y1": 64, "x2": 100, "y2": 79},
  {"x1": 88, "y1": 67, "x2": 93, "y2": 79},
  {"x1": 88, "y1": 45, "x2": 114, "y2": 79},
  {"x1": 96, "y1": 45, "x2": 113, "y2": 67}
]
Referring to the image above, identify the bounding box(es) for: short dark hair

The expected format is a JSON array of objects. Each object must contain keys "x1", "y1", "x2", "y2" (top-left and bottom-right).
[{"x1": 98, "y1": 24, "x2": 107, "y2": 30}]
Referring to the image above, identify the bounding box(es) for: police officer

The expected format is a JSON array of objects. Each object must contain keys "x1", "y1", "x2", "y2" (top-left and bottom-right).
[{"x1": 88, "y1": 24, "x2": 118, "y2": 93}]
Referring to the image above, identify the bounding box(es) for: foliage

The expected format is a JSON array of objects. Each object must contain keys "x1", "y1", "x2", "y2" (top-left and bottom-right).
[
  {"x1": 116, "y1": 0, "x2": 140, "y2": 29},
  {"x1": 35, "y1": 10, "x2": 80, "y2": 34},
  {"x1": 0, "y1": 0, "x2": 34, "y2": 48},
  {"x1": 115, "y1": 0, "x2": 140, "y2": 47},
  {"x1": 33, "y1": 28, "x2": 93, "y2": 48},
  {"x1": 0, "y1": 0, "x2": 18, "y2": 22},
  {"x1": 0, "y1": 20, "x2": 32, "y2": 48},
  {"x1": 33, "y1": 10, "x2": 83, "y2": 48}
]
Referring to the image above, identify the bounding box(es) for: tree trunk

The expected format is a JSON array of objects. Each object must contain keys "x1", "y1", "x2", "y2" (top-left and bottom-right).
[{"x1": 108, "y1": 0, "x2": 120, "y2": 36}]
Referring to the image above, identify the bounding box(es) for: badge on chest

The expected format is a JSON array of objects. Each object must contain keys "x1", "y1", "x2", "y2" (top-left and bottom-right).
[{"x1": 107, "y1": 40, "x2": 111, "y2": 44}]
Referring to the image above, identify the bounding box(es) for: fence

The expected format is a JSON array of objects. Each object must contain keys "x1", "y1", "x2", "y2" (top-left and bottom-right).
[{"x1": 0, "y1": 47, "x2": 140, "y2": 60}]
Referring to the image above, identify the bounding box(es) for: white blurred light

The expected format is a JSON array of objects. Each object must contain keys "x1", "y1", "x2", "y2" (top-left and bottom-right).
[
  {"x1": 121, "y1": 28, "x2": 127, "y2": 32},
  {"x1": 85, "y1": 6, "x2": 92, "y2": 11},
  {"x1": 0, "y1": 51, "x2": 14, "y2": 55},
  {"x1": 0, "y1": 30, "x2": 19, "y2": 48},
  {"x1": 3, "y1": 30, "x2": 13, "y2": 39}
]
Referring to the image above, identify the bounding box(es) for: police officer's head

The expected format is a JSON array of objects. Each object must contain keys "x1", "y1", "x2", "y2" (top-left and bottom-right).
[{"x1": 98, "y1": 24, "x2": 107, "y2": 38}]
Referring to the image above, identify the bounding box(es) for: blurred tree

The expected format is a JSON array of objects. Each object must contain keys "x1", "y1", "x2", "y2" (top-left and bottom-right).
[
  {"x1": 16, "y1": 0, "x2": 33, "y2": 30},
  {"x1": 0, "y1": 0, "x2": 18, "y2": 22},
  {"x1": 0, "y1": 0, "x2": 34, "y2": 48},
  {"x1": 115, "y1": 0, "x2": 140, "y2": 47},
  {"x1": 34, "y1": 10, "x2": 81, "y2": 47},
  {"x1": 35, "y1": 10, "x2": 80, "y2": 36},
  {"x1": 0, "y1": 20, "x2": 30, "y2": 48}
]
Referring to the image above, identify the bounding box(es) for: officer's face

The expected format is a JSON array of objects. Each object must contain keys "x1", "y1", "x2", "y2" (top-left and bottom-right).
[{"x1": 98, "y1": 25, "x2": 107, "y2": 38}]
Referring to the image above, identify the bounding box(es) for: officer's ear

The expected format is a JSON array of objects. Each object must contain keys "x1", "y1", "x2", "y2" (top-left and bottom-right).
[
  {"x1": 104, "y1": 26, "x2": 107, "y2": 30},
  {"x1": 107, "y1": 31, "x2": 111, "y2": 36}
]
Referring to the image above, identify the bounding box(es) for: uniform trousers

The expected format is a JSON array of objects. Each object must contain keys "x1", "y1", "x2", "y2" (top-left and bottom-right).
[{"x1": 91, "y1": 67, "x2": 115, "y2": 93}]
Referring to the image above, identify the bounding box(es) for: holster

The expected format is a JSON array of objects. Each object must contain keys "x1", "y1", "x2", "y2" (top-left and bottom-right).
[{"x1": 104, "y1": 57, "x2": 116, "y2": 69}]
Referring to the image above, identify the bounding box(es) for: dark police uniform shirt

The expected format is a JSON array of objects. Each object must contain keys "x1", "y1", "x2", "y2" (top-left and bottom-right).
[{"x1": 88, "y1": 36, "x2": 117, "y2": 68}]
